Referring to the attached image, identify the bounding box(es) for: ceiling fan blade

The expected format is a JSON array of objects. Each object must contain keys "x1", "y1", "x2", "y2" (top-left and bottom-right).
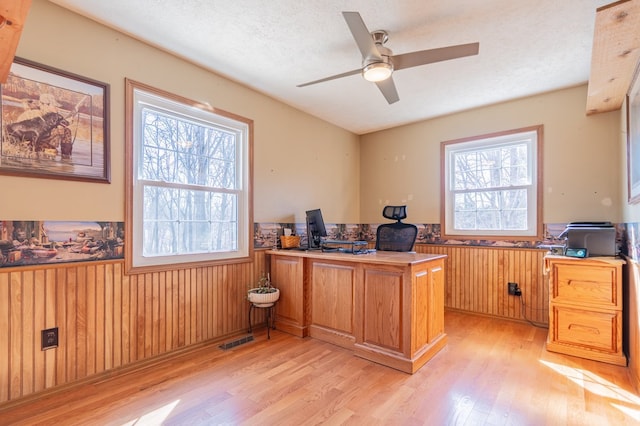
[
  {"x1": 342, "y1": 11, "x2": 382, "y2": 61},
  {"x1": 392, "y1": 42, "x2": 479, "y2": 71},
  {"x1": 297, "y1": 68, "x2": 362, "y2": 87},
  {"x1": 375, "y1": 77, "x2": 399, "y2": 104}
]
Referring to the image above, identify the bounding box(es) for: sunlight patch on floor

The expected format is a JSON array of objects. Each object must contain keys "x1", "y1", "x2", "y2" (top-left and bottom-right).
[
  {"x1": 541, "y1": 360, "x2": 640, "y2": 421},
  {"x1": 120, "y1": 399, "x2": 181, "y2": 425}
]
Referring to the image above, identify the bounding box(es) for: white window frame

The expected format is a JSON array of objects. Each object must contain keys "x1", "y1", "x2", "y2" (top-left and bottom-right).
[
  {"x1": 441, "y1": 125, "x2": 543, "y2": 240},
  {"x1": 125, "y1": 79, "x2": 253, "y2": 273}
]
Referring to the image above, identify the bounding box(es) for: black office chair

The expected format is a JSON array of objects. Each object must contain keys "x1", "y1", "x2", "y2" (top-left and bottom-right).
[{"x1": 375, "y1": 205, "x2": 418, "y2": 252}]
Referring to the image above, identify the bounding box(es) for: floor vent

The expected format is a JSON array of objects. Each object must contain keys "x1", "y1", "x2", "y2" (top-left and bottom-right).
[{"x1": 218, "y1": 335, "x2": 254, "y2": 350}]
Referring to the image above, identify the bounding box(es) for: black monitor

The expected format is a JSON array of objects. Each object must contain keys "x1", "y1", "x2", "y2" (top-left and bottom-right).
[{"x1": 305, "y1": 209, "x2": 327, "y2": 249}]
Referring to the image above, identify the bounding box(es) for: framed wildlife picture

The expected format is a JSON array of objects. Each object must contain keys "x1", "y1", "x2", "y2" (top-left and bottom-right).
[{"x1": 0, "y1": 57, "x2": 110, "y2": 183}]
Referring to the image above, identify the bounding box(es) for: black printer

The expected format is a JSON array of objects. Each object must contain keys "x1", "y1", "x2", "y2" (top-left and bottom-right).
[{"x1": 558, "y1": 222, "x2": 617, "y2": 257}]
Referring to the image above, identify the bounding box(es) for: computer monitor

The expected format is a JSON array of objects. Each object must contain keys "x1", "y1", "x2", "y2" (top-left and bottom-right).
[{"x1": 305, "y1": 209, "x2": 327, "y2": 249}]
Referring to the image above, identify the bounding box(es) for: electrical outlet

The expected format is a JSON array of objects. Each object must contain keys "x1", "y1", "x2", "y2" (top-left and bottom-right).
[
  {"x1": 508, "y1": 282, "x2": 521, "y2": 296},
  {"x1": 41, "y1": 327, "x2": 58, "y2": 351}
]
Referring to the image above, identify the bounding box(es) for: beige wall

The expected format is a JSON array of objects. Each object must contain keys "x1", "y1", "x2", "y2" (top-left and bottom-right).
[
  {"x1": 3, "y1": 1, "x2": 625, "y2": 228},
  {"x1": 3, "y1": 1, "x2": 360, "y2": 224},
  {"x1": 360, "y1": 86, "x2": 622, "y2": 225}
]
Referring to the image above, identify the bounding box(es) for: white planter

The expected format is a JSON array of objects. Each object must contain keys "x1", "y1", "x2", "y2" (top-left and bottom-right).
[{"x1": 247, "y1": 288, "x2": 280, "y2": 307}]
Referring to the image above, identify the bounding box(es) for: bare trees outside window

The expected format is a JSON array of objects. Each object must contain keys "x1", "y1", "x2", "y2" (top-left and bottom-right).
[
  {"x1": 126, "y1": 80, "x2": 253, "y2": 272},
  {"x1": 441, "y1": 126, "x2": 542, "y2": 240}
]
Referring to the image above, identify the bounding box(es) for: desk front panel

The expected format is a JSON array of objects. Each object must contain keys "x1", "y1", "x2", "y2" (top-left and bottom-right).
[
  {"x1": 309, "y1": 260, "x2": 357, "y2": 347},
  {"x1": 361, "y1": 267, "x2": 404, "y2": 353}
]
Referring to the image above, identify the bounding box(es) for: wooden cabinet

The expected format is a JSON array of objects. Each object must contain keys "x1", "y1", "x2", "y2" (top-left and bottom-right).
[
  {"x1": 546, "y1": 255, "x2": 626, "y2": 366},
  {"x1": 269, "y1": 250, "x2": 447, "y2": 373}
]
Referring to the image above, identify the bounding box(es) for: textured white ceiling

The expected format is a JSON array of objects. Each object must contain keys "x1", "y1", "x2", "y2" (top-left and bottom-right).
[{"x1": 48, "y1": 0, "x2": 612, "y2": 134}]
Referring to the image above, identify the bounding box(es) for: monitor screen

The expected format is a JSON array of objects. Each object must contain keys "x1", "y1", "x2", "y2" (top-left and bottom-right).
[{"x1": 305, "y1": 209, "x2": 327, "y2": 249}]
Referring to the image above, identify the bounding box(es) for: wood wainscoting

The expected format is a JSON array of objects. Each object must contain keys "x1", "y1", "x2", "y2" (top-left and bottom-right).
[
  {"x1": 0, "y1": 251, "x2": 270, "y2": 405},
  {"x1": 415, "y1": 245, "x2": 548, "y2": 325},
  {"x1": 0, "y1": 244, "x2": 548, "y2": 406}
]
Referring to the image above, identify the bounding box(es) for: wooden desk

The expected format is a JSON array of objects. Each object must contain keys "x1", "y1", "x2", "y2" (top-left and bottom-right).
[{"x1": 267, "y1": 249, "x2": 447, "y2": 373}]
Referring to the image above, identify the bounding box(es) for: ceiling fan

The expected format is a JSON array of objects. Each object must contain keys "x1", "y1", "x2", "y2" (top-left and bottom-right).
[{"x1": 297, "y1": 11, "x2": 480, "y2": 104}]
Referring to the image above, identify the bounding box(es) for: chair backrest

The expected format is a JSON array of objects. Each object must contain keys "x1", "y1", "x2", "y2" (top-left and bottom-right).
[
  {"x1": 375, "y1": 205, "x2": 418, "y2": 252},
  {"x1": 382, "y1": 205, "x2": 408, "y2": 221}
]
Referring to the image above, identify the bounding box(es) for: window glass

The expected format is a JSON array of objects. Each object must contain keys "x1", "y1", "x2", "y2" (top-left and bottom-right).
[
  {"x1": 126, "y1": 80, "x2": 252, "y2": 272},
  {"x1": 442, "y1": 126, "x2": 542, "y2": 239}
]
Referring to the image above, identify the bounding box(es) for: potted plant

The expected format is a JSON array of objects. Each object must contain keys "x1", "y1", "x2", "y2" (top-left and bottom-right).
[{"x1": 247, "y1": 272, "x2": 280, "y2": 307}]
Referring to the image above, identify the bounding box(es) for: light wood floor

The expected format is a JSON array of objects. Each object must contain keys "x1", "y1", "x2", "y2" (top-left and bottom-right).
[{"x1": 0, "y1": 311, "x2": 638, "y2": 425}]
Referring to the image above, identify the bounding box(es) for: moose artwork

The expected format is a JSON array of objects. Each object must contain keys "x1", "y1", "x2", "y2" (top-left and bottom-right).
[{"x1": 0, "y1": 58, "x2": 110, "y2": 182}]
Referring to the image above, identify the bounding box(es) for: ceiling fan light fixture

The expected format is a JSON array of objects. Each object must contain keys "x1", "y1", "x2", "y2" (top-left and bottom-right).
[{"x1": 362, "y1": 62, "x2": 393, "y2": 82}]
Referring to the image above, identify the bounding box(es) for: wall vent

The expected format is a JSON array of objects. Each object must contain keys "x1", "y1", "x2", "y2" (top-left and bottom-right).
[{"x1": 218, "y1": 335, "x2": 254, "y2": 350}]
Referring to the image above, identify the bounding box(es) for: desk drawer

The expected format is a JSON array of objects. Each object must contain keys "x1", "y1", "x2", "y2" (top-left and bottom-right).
[
  {"x1": 551, "y1": 305, "x2": 620, "y2": 353},
  {"x1": 551, "y1": 263, "x2": 619, "y2": 308}
]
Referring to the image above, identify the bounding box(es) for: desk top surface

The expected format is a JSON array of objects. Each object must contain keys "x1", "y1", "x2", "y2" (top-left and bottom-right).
[{"x1": 267, "y1": 249, "x2": 446, "y2": 266}]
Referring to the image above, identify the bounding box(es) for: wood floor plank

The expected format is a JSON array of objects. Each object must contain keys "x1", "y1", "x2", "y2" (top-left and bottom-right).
[{"x1": 0, "y1": 311, "x2": 638, "y2": 425}]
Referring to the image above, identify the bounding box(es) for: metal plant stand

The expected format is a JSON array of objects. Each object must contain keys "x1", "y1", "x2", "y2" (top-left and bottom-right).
[{"x1": 248, "y1": 301, "x2": 276, "y2": 339}]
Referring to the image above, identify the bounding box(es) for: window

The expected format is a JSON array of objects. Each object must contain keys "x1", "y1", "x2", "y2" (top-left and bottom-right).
[
  {"x1": 441, "y1": 125, "x2": 543, "y2": 239},
  {"x1": 125, "y1": 80, "x2": 253, "y2": 272}
]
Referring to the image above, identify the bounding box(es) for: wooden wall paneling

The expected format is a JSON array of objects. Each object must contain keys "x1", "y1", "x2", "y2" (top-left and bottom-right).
[
  {"x1": 155, "y1": 272, "x2": 162, "y2": 353},
  {"x1": 416, "y1": 245, "x2": 547, "y2": 324},
  {"x1": 22, "y1": 270, "x2": 33, "y2": 396},
  {"x1": 218, "y1": 265, "x2": 226, "y2": 335},
  {"x1": 221, "y1": 264, "x2": 230, "y2": 334},
  {"x1": 136, "y1": 273, "x2": 145, "y2": 361},
  {"x1": 85, "y1": 265, "x2": 95, "y2": 377},
  {"x1": 9, "y1": 271, "x2": 20, "y2": 400},
  {"x1": 190, "y1": 268, "x2": 196, "y2": 342},
  {"x1": 213, "y1": 266, "x2": 222, "y2": 339},
  {"x1": 169, "y1": 269, "x2": 177, "y2": 348},
  {"x1": 0, "y1": 248, "x2": 548, "y2": 405},
  {"x1": 77, "y1": 266, "x2": 87, "y2": 380},
  {"x1": 491, "y1": 248, "x2": 498, "y2": 315},
  {"x1": 121, "y1": 266, "x2": 131, "y2": 366},
  {"x1": 44, "y1": 268, "x2": 56, "y2": 390},
  {"x1": 211, "y1": 265, "x2": 219, "y2": 338},
  {"x1": 507, "y1": 249, "x2": 521, "y2": 320},
  {"x1": 104, "y1": 265, "x2": 114, "y2": 371},
  {"x1": 195, "y1": 267, "x2": 202, "y2": 343},
  {"x1": 32, "y1": 270, "x2": 44, "y2": 394},
  {"x1": 230, "y1": 264, "x2": 241, "y2": 334},
  {"x1": 94, "y1": 264, "x2": 104, "y2": 374},
  {"x1": 142, "y1": 271, "x2": 150, "y2": 357},
  {"x1": 210, "y1": 266, "x2": 218, "y2": 340},
  {"x1": 54, "y1": 268, "x2": 65, "y2": 392},
  {"x1": 157, "y1": 271, "x2": 164, "y2": 356}
]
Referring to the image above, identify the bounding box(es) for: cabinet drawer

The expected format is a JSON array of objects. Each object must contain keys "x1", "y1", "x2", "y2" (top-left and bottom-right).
[
  {"x1": 550, "y1": 263, "x2": 619, "y2": 308},
  {"x1": 551, "y1": 305, "x2": 620, "y2": 353}
]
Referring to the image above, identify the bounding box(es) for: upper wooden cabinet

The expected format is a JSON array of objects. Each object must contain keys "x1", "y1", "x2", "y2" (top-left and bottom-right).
[
  {"x1": 0, "y1": 0, "x2": 32, "y2": 83},
  {"x1": 586, "y1": 0, "x2": 640, "y2": 115}
]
